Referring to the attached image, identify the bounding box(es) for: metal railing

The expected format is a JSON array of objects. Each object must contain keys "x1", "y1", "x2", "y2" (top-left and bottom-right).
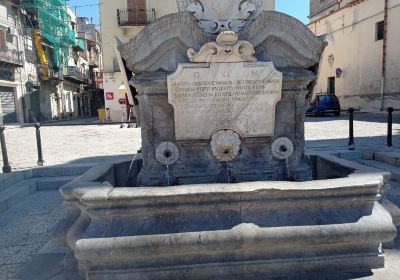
[
  {"x1": 63, "y1": 66, "x2": 88, "y2": 82},
  {"x1": 0, "y1": 48, "x2": 24, "y2": 66},
  {"x1": 117, "y1": 8, "x2": 156, "y2": 26}
]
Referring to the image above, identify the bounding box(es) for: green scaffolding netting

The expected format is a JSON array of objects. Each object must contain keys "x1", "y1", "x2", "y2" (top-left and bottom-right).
[{"x1": 23, "y1": 0, "x2": 75, "y2": 71}]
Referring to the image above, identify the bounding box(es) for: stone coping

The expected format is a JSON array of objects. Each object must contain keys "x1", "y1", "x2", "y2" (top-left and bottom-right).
[
  {"x1": 76, "y1": 202, "x2": 395, "y2": 261},
  {"x1": 60, "y1": 152, "x2": 389, "y2": 204}
]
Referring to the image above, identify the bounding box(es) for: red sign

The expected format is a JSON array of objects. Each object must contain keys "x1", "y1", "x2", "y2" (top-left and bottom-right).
[
  {"x1": 106, "y1": 92, "x2": 114, "y2": 100},
  {"x1": 118, "y1": 98, "x2": 126, "y2": 105}
]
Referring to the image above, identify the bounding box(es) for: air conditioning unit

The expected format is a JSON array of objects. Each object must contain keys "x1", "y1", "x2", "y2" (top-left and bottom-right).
[{"x1": 6, "y1": 27, "x2": 16, "y2": 36}]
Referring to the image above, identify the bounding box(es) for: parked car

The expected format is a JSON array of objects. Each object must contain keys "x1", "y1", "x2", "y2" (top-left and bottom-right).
[{"x1": 306, "y1": 94, "x2": 341, "y2": 116}]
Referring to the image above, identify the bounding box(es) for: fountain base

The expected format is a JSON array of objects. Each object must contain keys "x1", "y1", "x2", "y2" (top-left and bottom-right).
[{"x1": 60, "y1": 153, "x2": 397, "y2": 280}]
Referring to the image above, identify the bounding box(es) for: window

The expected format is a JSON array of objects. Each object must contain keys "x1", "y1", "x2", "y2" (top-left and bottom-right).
[
  {"x1": 376, "y1": 21, "x2": 384, "y2": 41},
  {"x1": 0, "y1": 28, "x2": 6, "y2": 50},
  {"x1": 127, "y1": 0, "x2": 147, "y2": 25},
  {"x1": 328, "y1": 77, "x2": 335, "y2": 95},
  {"x1": 113, "y1": 58, "x2": 120, "y2": 72}
]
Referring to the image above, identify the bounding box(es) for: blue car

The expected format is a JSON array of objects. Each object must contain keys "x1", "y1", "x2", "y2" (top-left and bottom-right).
[{"x1": 306, "y1": 94, "x2": 341, "y2": 116}]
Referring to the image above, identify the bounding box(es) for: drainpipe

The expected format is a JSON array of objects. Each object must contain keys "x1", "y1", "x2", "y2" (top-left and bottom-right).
[{"x1": 380, "y1": 0, "x2": 389, "y2": 111}]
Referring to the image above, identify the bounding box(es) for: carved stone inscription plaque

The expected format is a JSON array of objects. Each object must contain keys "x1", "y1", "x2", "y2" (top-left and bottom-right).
[{"x1": 168, "y1": 62, "x2": 282, "y2": 140}]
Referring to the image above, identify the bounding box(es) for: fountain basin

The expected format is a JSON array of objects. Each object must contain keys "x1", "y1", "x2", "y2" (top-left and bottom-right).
[{"x1": 60, "y1": 153, "x2": 397, "y2": 279}]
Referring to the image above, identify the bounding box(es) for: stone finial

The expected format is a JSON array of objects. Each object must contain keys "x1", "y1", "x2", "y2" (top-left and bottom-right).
[
  {"x1": 177, "y1": 0, "x2": 263, "y2": 33},
  {"x1": 187, "y1": 31, "x2": 257, "y2": 63}
]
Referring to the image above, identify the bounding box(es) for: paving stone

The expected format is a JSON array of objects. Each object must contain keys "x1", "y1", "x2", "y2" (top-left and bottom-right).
[
  {"x1": 0, "y1": 121, "x2": 141, "y2": 173},
  {"x1": 0, "y1": 263, "x2": 24, "y2": 280},
  {"x1": 0, "y1": 190, "x2": 67, "y2": 279},
  {"x1": 0, "y1": 246, "x2": 22, "y2": 265},
  {"x1": 5, "y1": 244, "x2": 44, "y2": 265}
]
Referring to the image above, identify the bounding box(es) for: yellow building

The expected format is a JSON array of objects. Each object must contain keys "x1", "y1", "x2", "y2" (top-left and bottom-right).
[
  {"x1": 100, "y1": 0, "x2": 275, "y2": 122},
  {"x1": 308, "y1": 0, "x2": 400, "y2": 111}
]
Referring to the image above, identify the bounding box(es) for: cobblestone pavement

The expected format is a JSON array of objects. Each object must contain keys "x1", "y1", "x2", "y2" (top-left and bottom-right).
[
  {"x1": 0, "y1": 114, "x2": 400, "y2": 279},
  {"x1": 305, "y1": 113, "x2": 400, "y2": 151},
  {"x1": 1, "y1": 113, "x2": 400, "y2": 172},
  {"x1": 0, "y1": 191, "x2": 66, "y2": 280},
  {"x1": 0, "y1": 119, "x2": 142, "y2": 173}
]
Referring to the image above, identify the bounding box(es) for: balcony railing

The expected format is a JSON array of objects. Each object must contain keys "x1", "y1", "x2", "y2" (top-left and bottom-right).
[
  {"x1": 0, "y1": 48, "x2": 24, "y2": 66},
  {"x1": 63, "y1": 66, "x2": 88, "y2": 82},
  {"x1": 89, "y1": 53, "x2": 100, "y2": 67},
  {"x1": 117, "y1": 8, "x2": 156, "y2": 26}
]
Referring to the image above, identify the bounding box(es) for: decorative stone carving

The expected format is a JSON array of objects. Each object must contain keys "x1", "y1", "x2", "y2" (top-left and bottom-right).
[
  {"x1": 271, "y1": 137, "x2": 294, "y2": 160},
  {"x1": 188, "y1": 31, "x2": 257, "y2": 63},
  {"x1": 155, "y1": 142, "x2": 180, "y2": 165},
  {"x1": 120, "y1": 12, "x2": 325, "y2": 72},
  {"x1": 210, "y1": 130, "x2": 241, "y2": 162},
  {"x1": 177, "y1": 0, "x2": 263, "y2": 33}
]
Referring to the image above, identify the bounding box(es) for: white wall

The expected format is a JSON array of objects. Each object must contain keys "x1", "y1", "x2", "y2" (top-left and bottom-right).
[{"x1": 309, "y1": 0, "x2": 400, "y2": 110}]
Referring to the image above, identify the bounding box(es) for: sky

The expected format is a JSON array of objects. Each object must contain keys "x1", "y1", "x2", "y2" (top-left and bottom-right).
[
  {"x1": 65, "y1": 0, "x2": 310, "y2": 26},
  {"x1": 276, "y1": 0, "x2": 309, "y2": 23}
]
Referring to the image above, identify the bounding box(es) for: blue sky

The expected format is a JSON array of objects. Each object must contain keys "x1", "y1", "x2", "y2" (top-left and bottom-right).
[
  {"x1": 66, "y1": 0, "x2": 310, "y2": 26},
  {"x1": 276, "y1": 0, "x2": 309, "y2": 23}
]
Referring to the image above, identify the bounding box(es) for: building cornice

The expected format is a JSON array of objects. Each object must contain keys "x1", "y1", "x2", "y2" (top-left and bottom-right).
[{"x1": 308, "y1": 0, "x2": 366, "y2": 26}]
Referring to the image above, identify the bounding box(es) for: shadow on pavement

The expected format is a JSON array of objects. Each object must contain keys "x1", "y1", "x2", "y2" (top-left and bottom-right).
[{"x1": 306, "y1": 113, "x2": 400, "y2": 124}]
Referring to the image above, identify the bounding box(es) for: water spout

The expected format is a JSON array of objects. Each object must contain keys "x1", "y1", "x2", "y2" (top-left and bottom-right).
[
  {"x1": 225, "y1": 161, "x2": 231, "y2": 183},
  {"x1": 285, "y1": 159, "x2": 292, "y2": 181},
  {"x1": 127, "y1": 153, "x2": 138, "y2": 178},
  {"x1": 166, "y1": 163, "x2": 171, "y2": 186}
]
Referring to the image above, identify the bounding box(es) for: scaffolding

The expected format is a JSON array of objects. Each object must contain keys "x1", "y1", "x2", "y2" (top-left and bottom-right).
[{"x1": 22, "y1": 0, "x2": 75, "y2": 73}]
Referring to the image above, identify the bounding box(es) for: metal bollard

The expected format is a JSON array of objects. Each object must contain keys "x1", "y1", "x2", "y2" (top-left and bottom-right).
[
  {"x1": 387, "y1": 107, "x2": 394, "y2": 148},
  {"x1": 35, "y1": 123, "x2": 44, "y2": 166},
  {"x1": 348, "y1": 108, "x2": 355, "y2": 150},
  {"x1": 0, "y1": 126, "x2": 11, "y2": 173}
]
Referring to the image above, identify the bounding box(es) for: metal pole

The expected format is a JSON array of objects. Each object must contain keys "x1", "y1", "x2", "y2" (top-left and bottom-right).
[
  {"x1": 348, "y1": 108, "x2": 355, "y2": 150},
  {"x1": 387, "y1": 107, "x2": 394, "y2": 148},
  {"x1": 35, "y1": 123, "x2": 44, "y2": 166},
  {"x1": 0, "y1": 126, "x2": 11, "y2": 173}
]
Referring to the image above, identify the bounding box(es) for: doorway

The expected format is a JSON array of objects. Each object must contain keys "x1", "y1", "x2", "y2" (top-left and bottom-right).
[
  {"x1": 328, "y1": 77, "x2": 335, "y2": 95},
  {"x1": 0, "y1": 86, "x2": 17, "y2": 124}
]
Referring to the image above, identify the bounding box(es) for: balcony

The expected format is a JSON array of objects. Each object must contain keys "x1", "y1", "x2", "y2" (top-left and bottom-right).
[
  {"x1": 63, "y1": 66, "x2": 88, "y2": 82},
  {"x1": 73, "y1": 38, "x2": 86, "y2": 52},
  {"x1": 0, "y1": 48, "x2": 24, "y2": 67},
  {"x1": 117, "y1": 9, "x2": 156, "y2": 26}
]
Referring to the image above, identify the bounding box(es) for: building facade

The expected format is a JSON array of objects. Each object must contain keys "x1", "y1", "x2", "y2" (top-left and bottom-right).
[
  {"x1": 308, "y1": 0, "x2": 400, "y2": 110},
  {"x1": 0, "y1": 0, "x2": 37, "y2": 124},
  {"x1": 0, "y1": 0, "x2": 104, "y2": 124},
  {"x1": 100, "y1": 0, "x2": 275, "y2": 122}
]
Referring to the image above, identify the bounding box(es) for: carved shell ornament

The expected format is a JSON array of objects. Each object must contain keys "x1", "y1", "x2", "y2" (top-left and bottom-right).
[
  {"x1": 210, "y1": 130, "x2": 241, "y2": 162},
  {"x1": 177, "y1": 0, "x2": 263, "y2": 34},
  {"x1": 188, "y1": 31, "x2": 257, "y2": 63}
]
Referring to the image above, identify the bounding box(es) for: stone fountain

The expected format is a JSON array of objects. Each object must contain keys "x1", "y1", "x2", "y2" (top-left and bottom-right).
[{"x1": 60, "y1": 1, "x2": 397, "y2": 279}]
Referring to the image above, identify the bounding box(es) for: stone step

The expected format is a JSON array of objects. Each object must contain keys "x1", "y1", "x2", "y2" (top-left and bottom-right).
[
  {"x1": 373, "y1": 151, "x2": 400, "y2": 167},
  {"x1": 386, "y1": 181, "x2": 400, "y2": 206},
  {"x1": 0, "y1": 179, "x2": 36, "y2": 214},
  {"x1": 29, "y1": 163, "x2": 94, "y2": 178},
  {"x1": 357, "y1": 159, "x2": 400, "y2": 182},
  {"x1": 0, "y1": 171, "x2": 26, "y2": 193},
  {"x1": 382, "y1": 199, "x2": 400, "y2": 226},
  {"x1": 0, "y1": 175, "x2": 77, "y2": 214},
  {"x1": 36, "y1": 176, "x2": 77, "y2": 191}
]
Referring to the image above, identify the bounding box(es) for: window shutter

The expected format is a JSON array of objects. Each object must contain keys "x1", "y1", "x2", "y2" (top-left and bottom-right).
[
  {"x1": 0, "y1": 29, "x2": 6, "y2": 50},
  {"x1": 127, "y1": 0, "x2": 147, "y2": 25}
]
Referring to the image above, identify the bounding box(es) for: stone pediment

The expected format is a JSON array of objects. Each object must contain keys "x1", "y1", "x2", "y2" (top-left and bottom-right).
[{"x1": 120, "y1": 11, "x2": 324, "y2": 74}]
